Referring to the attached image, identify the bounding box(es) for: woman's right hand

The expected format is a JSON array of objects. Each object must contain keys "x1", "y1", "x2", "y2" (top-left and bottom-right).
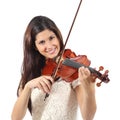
[{"x1": 26, "y1": 75, "x2": 54, "y2": 93}]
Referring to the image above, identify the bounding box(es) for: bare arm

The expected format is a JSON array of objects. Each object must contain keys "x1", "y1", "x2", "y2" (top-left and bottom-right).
[
  {"x1": 75, "y1": 67, "x2": 97, "y2": 120},
  {"x1": 11, "y1": 83, "x2": 31, "y2": 120},
  {"x1": 11, "y1": 75, "x2": 54, "y2": 120}
]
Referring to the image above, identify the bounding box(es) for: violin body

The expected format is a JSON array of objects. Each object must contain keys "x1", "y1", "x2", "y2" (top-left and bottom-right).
[
  {"x1": 42, "y1": 59, "x2": 78, "y2": 82},
  {"x1": 41, "y1": 49, "x2": 72, "y2": 81},
  {"x1": 57, "y1": 49, "x2": 91, "y2": 82},
  {"x1": 42, "y1": 49, "x2": 90, "y2": 82},
  {"x1": 42, "y1": 49, "x2": 110, "y2": 86}
]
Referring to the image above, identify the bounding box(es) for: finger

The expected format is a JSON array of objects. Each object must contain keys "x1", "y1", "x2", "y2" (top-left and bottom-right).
[
  {"x1": 48, "y1": 80, "x2": 52, "y2": 85},
  {"x1": 37, "y1": 82, "x2": 46, "y2": 93},
  {"x1": 43, "y1": 76, "x2": 54, "y2": 84},
  {"x1": 79, "y1": 66, "x2": 85, "y2": 76},
  {"x1": 84, "y1": 68, "x2": 91, "y2": 76},
  {"x1": 42, "y1": 78, "x2": 52, "y2": 90},
  {"x1": 78, "y1": 67, "x2": 91, "y2": 80},
  {"x1": 39, "y1": 79, "x2": 51, "y2": 93}
]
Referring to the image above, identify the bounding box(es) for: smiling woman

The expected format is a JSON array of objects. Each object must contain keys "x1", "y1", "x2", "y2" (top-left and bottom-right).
[
  {"x1": 11, "y1": 15, "x2": 97, "y2": 120},
  {"x1": 35, "y1": 29, "x2": 60, "y2": 59},
  {"x1": 0, "y1": 0, "x2": 120, "y2": 120}
]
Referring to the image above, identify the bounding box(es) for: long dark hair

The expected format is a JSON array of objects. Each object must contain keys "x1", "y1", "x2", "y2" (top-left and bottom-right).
[{"x1": 17, "y1": 16, "x2": 64, "y2": 113}]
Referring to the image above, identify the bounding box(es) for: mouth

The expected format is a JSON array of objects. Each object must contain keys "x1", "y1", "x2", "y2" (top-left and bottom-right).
[
  {"x1": 46, "y1": 48, "x2": 59, "y2": 58},
  {"x1": 47, "y1": 48, "x2": 56, "y2": 54}
]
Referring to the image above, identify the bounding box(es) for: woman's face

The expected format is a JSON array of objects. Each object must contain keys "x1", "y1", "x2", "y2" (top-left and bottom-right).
[{"x1": 35, "y1": 29, "x2": 60, "y2": 59}]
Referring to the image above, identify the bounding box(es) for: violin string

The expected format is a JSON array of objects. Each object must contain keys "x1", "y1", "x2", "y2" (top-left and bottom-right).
[{"x1": 52, "y1": 0, "x2": 83, "y2": 80}]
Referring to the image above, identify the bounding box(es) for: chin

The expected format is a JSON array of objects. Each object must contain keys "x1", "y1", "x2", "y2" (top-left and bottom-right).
[{"x1": 49, "y1": 54, "x2": 58, "y2": 59}]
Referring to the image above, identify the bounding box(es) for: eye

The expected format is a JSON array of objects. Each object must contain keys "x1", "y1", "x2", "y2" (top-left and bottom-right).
[
  {"x1": 49, "y1": 35, "x2": 55, "y2": 41},
  {"x1": 39, "y1": 40, "x2": 45, "y2": 45}
]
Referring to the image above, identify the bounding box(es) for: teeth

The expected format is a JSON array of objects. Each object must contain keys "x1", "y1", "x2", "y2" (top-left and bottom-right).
[{"x1": 47, "y1": 48, "x2": 56, "y2": 54}]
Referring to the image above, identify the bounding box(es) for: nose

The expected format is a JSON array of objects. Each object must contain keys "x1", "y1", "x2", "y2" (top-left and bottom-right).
[{"x1": 45, "y1": 40, "x2": 53, "y2": 50}]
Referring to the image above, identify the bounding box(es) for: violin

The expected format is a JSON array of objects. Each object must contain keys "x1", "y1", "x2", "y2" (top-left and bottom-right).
[{"x1": 42, "y1": 49, "x2": 110, "y2": 87}]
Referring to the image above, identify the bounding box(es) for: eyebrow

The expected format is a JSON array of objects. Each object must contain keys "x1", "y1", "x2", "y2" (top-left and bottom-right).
[{"x1": 35, "y1": 32, "x2": 56, "y2": 41}]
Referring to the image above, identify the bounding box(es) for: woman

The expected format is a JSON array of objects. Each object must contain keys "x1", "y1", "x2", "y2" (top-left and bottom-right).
[{"x1": 11, "y1": 16, "x2": 97, "y2": 120}]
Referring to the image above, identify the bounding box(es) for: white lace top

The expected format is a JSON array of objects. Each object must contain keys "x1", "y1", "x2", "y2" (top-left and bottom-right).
[{"x1": 31, "y1": 78, "x2": 81, "y2": 120}]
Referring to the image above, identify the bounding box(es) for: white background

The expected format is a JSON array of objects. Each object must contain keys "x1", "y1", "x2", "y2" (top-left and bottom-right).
[{"x1": 0, "y1": 0, "x2": 120, "y2": 119}]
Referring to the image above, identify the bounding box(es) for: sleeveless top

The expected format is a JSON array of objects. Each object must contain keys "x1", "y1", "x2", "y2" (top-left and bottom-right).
[{"x1": 31, "y1": 78, "x2": 81, "y2": 120}]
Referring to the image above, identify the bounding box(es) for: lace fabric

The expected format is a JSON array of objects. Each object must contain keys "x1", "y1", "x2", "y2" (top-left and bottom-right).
[{"x1": 31, "y1": 78, "x2": 81, "y2": 120}]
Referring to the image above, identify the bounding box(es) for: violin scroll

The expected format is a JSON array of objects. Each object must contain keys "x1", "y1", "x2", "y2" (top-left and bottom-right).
[{"x1": 96, "y1": 67, "x2": 109, "y2": 87}]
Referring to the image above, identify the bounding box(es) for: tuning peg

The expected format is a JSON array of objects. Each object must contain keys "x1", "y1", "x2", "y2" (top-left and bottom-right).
[
  {"x1": 96, "y1": 81, "x2": 102, "y2": 87},
  {"x1": 99, "y1": 66, "x2": 104, "y2": 71},
  {"x1": 104, "y1": 70, "x2": 109, "y2": 75}
]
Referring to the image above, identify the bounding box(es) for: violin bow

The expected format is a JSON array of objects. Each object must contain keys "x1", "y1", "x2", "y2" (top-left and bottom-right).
[
  {"x1": 53, "y1": 0, "x2": 83, "y2": 79},
  {"x1": 44, "y1": 0, "x2": 83, "y2": 100}
]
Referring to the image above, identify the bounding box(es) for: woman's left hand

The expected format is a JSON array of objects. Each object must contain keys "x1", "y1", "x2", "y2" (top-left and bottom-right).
[{"x1": 78, "y1": 66, "x2": 95, "y2": 88}]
